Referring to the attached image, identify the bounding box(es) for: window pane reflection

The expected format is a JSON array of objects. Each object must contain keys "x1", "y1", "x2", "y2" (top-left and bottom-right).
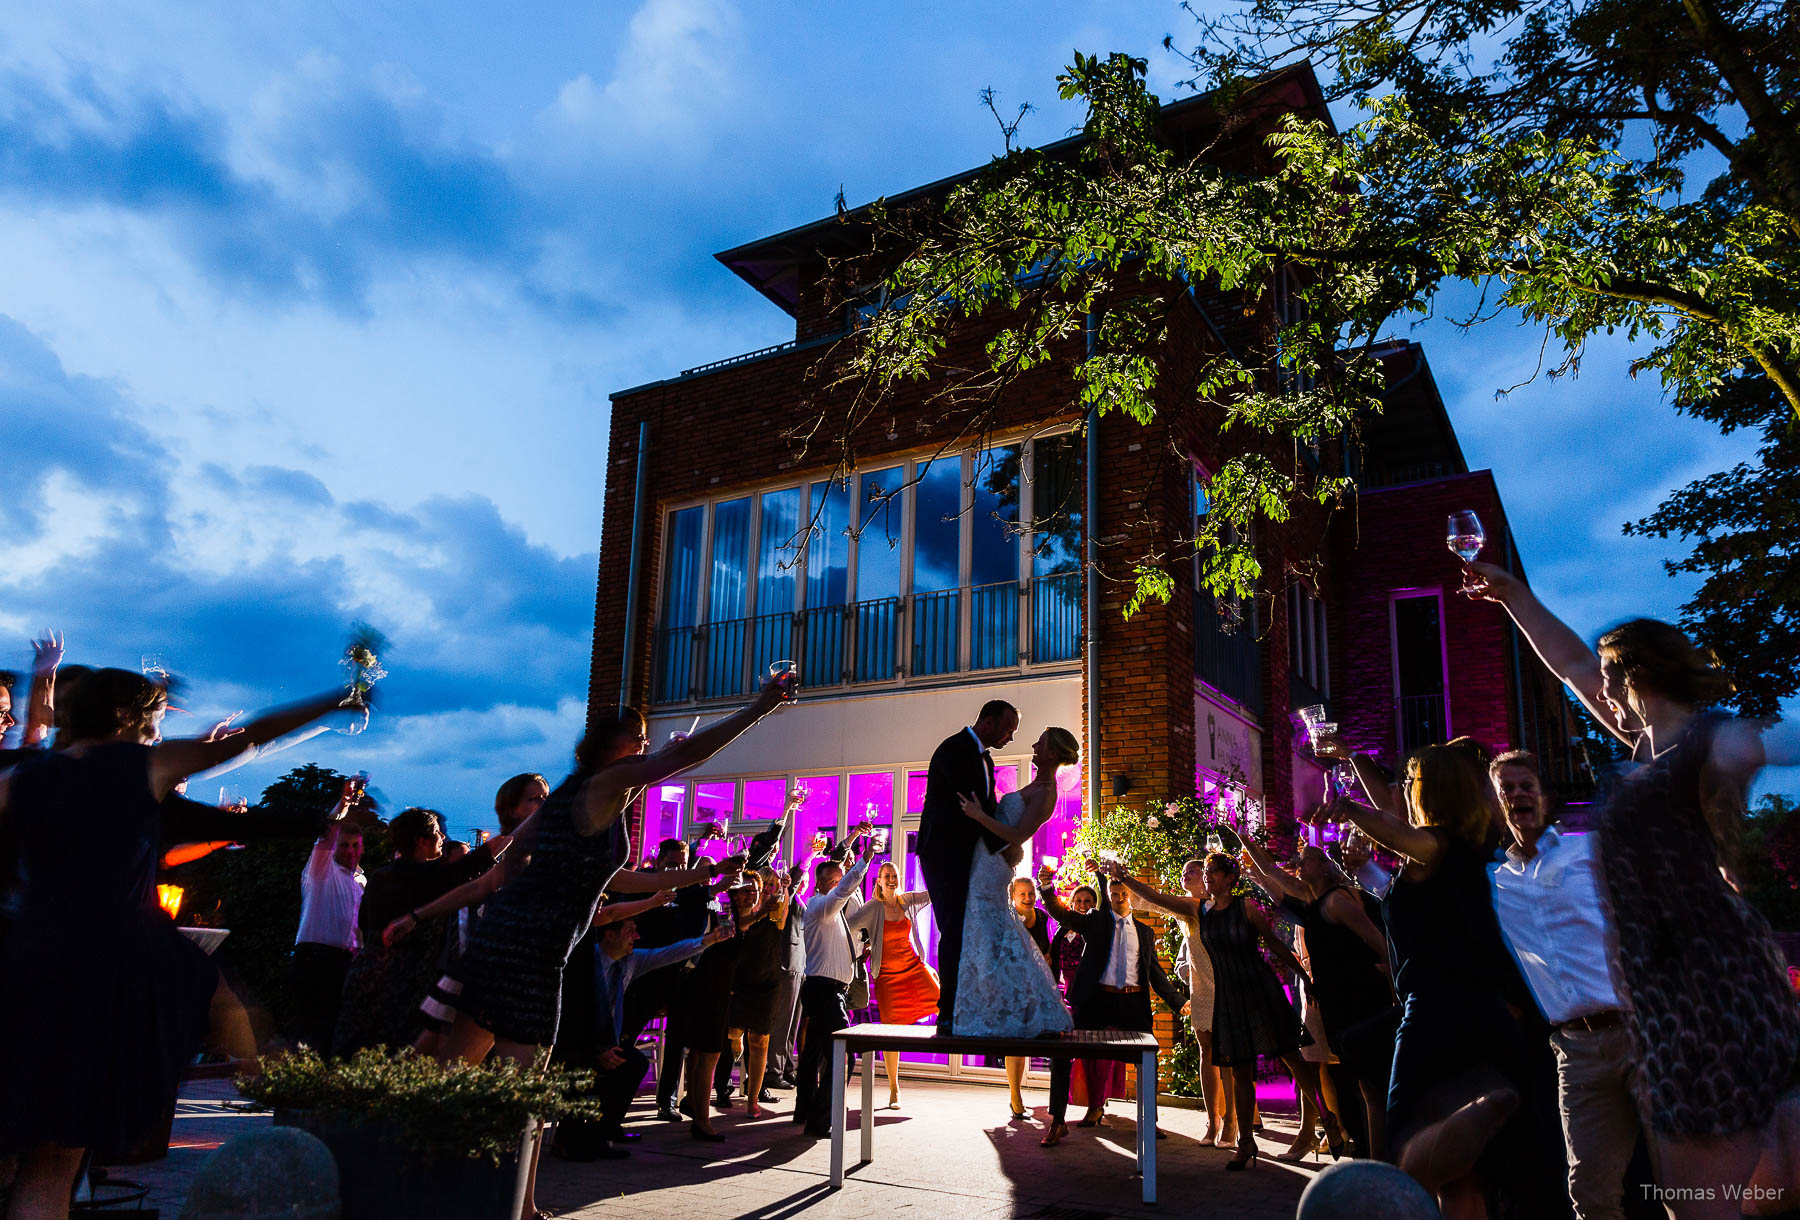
[
  {"x1": 690, "y1": 781, "x2": 736, "y2": 863},
  {"x1": 642, "y1": 784, "x2": 686, "y2": 867}
]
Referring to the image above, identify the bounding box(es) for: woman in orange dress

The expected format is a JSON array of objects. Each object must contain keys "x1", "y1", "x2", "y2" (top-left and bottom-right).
[{"x1": 850, "y1": 861, "x2": 937, "y2": 1108}]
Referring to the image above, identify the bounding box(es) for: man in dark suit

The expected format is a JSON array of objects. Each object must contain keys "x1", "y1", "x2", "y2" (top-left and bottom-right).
[
  {"x1": 1036, "y1": 865, "x2": 1188, "y2": 1147},
  {"x1": 915, "y1": 700, "x2": 1018, "y2": 1034}
]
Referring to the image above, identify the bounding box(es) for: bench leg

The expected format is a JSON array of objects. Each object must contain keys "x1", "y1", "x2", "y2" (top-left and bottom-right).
[
  {"x1": 830, "y1": 1040, "x2": 846, "y2": 1187},
  {"x1": 1139, "y1": 1050, "x2": 1157, "y2": 1205},
  {"x1": 860, "y1": 1048, "x2": 874, "y2": 1163}
]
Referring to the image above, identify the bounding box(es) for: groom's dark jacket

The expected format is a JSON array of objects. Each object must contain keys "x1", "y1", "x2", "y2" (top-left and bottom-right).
[
  {"x1": 1040, "y1": 888, "x2": 1188, "y2": 1030},
  {"x1": 916, "y1": 729, "x2": 1006, "y2": 861}
]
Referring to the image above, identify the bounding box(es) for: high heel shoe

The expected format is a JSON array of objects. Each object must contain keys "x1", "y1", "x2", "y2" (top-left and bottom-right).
[
  {"x1": 888, "y1": 1090, "x2": 901, "y2": 1110},
  {"x1": 1040, "y1": 1120, "x2": 1068, "y2": 1148},
  {"x1": 689, "y1": 1121, "x2": 726, "y2": 1143},
  {"x1": 1225, "y1": 1140, "x2": 1259, "y2": 1171},
  {"x1": 1214, "y1": 1125, "x2": 1239, "y2": 1149},
  {"x1": 1320, "y1": 1112, "x2": 1347, "y2": 1160}
]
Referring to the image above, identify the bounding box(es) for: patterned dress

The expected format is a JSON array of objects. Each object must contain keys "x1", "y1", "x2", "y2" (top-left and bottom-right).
[
  {"x1": 1200, "y1": 897, "x2": 1305, "y2": 1067},
  {"x1": 450, "y1": 773, "x2": 627, "y2": 1046},
  {"x1": 1599, "y1": 713, "x2": 1800, "y2": 1136}
]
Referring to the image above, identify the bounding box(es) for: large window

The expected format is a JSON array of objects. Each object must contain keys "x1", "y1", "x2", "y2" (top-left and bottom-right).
[
  {"x1": 1288, "y1": 583, "x2": 1329, "y2": 699},
  {"x1": 1192, "y1": 467, "x2": 1262, "y2": 713},
  {"x1": 1391, "y1": 591, "x2": 1448, "y2": 752},
  {"x1": 652, "y1": 436, "x2": 1084, "y2": 704}
]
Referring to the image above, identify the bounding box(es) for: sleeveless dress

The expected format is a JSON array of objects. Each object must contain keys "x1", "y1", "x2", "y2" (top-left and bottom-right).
[
  {"x1": 1174, "y1": 914, "x2": 1217, "y2": 1032},
  {"x1": 728, "y1": 916, "x2": 786, "y2": 1036},
  {"x1": 0, "y1": 743, "x2": 218, "y2": 1158},
  {"x1": 1599, "y1": 713, "x2": 1800, "y2": 1136},
  {"x1": 1280, "y1": 887, "x2": 1393, "y2": 1052},
  {"x1": 450, "y1": 772, "x2": 627, "y2": 1046},
  {"x1": 952, "y1": 791, "x2": 1073, "y2": 1037},
  {"x1": 873, "y1": 914, "x2": 939, "y2": 1025},
  {"x1": 1200, "y1": 896, "x2": 1305, "y2": 1067},
  {"x1": 1382, "y1": 837, "x2": 1528, "y2": 1144}
]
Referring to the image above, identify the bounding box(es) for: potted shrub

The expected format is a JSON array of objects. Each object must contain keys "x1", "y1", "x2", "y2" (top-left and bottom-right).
[{"x1": 236, "y1": 1048, "x2": 602, "y2": 1220}]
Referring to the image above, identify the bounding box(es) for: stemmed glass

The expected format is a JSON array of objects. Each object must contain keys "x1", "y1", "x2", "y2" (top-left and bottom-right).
[
  {"x1": 1447, "y1": 511, "x2": 1486, "y2": 563},
  {"x1": 769, "y1": 659, "x2": 798, "y2": 702}
]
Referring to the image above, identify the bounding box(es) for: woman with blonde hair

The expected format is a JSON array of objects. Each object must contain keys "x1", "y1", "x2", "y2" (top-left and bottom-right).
[
  {"x1": 849, "y1": 859, "x2": 936, "y2": 1108},
  {"x1": 1465, "y1": 565, "x2": 1800, "y2": 1216},
  {"x1": 1320, "y1": 742, "x2": 1535, "y2": 1217}
]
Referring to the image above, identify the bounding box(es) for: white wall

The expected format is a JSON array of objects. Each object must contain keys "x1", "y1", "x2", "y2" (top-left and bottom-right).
[{"x1": 647, "y1": 675, "x2": 1083, "y2": 777}]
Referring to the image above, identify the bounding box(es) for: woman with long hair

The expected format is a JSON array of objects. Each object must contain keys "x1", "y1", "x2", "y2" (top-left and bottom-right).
[
  {"x1": 1323, "y1": 741, "x2": 1534, "y2": 1218},
  {"x1": 718, "y1": 867, "x2": 791, "y2": 1121},
  {"x1": 675, "y1": 876, "x2": 759, "y2": 1141},
  {"x1": 1465, "y1": 565, "x2": 1800, "y2": 1216},
  {"x1": 850, "y1": 859, "x2": 937, "y2": 1109},
  {"x1": 0, "y1": 667, "x2": 354, "y2": 1218},
  {"x1": 1109, "y1": 857, "x2": 1235, "y2": 1146}
]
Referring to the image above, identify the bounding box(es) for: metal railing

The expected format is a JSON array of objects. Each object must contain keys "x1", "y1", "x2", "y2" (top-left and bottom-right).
[
  {"x1": 650, "y1": 574, "x2": 1082, "y2": 704},
  {"x1": 1399, "y1": 693, "x2": 1448, "y2": 755},
  {"x1": 1195, "y1": 592, "x2": 1262, "y2": 713}
]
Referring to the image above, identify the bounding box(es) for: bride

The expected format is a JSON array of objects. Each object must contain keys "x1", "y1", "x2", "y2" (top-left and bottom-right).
[{"x1": 951, "y1": 727, "x2": 1080, "y2": 1038}]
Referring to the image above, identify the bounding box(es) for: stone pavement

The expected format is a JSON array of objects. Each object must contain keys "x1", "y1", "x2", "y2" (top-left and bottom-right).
[{"x1": 108, "y1": 1077, "x2": 1325, "y2": 1218}]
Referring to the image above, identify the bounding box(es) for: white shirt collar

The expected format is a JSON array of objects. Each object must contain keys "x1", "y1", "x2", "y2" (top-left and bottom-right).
[
  {"x1": 1504, "y1": 823, "x2": 1562, "y2": 865},
  {"x1": 965, "y1": 726, "x2": 989, "y2": 754}
]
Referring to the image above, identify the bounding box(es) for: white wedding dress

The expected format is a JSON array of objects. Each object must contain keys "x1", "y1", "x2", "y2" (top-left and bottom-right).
[{"x1": 952, "y1": 791, "x2": 1075, "y2": 1038}]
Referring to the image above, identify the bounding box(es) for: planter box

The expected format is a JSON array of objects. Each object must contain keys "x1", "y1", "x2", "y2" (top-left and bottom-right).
[{"x1": 276, "y1": 1111, "x2": 537, "y2": 1220}]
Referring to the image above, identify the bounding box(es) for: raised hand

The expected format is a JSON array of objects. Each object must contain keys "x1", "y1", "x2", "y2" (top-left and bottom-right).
[
  {"x1": 1460, "y1": 560, "x2": 1521, "y2": 603},
  {"x1": 30, "y1": 630, "x2": 63, "y2": 676},
  {"x1": 1098, "y1": 859, "x2": 1126, "y2": 881},
  {"x1": 1036, "y1": 862, "x2": 1055, "y2": 887},
  {"x1": 1310, "y1": 730, "x2": 1351, "y2": 760}
]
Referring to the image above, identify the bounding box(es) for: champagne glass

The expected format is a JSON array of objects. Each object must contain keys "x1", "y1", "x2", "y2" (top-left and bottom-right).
[
  {"x1": 768, "y1": 659, "x2": 798, "y2": 702},
  {"x1": 1447, "y1": 511, "x2": 1486, "y2": 563},
  {"x1": 1296, "y1": 703, "x2": 1328, "y2": 737}
]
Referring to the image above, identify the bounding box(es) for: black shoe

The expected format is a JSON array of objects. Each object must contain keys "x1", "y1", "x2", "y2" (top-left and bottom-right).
[
  {"x1": 598, "y1": 1129, "x2": 643, "y2": 1143},
  {"x1": 713, "y1": 1093, "x2": 733, "y2": 1112},
  {"x1": 803, "y1": 1122, "x2": 832, "y2": 1138},
  {"x1": 763, "y1": 1074, "x2": 791, "y2": 1091},
  {"x1": 757, "y1": 1089, "x2": 779, "y2": 1104},
  {"x1": 595, "y1": 1141, "x2": 631, "y2": 1160},
  {"x1": 656, "y1": 1104, "x2": 682, "y2": 1123}
]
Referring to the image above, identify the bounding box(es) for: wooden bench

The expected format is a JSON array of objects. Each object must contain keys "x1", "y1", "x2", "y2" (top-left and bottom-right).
[{"x1": 828, "y1": 1023, "x2": 1163, "y2": 1204}]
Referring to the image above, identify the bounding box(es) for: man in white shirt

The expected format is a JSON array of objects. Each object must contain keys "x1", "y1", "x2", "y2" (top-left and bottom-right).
[
  {"x1": 794, "y1": 822, "x2": 872, "y2": 1138},
  {"x1": 1488, "y1": 750, "x2": 1635, "y2": 1220},
  {"x1": 292, "y1": 780, "x2": 366, "y2": 1053}
]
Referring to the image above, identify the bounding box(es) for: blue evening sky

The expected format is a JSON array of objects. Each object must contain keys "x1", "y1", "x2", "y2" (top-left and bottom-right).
[{"x1": 0, "y1": 0, "x2": 1788, "y2": 838}]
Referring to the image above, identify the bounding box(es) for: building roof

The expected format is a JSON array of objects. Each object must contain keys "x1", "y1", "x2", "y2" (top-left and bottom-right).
[
  {"x1": 1359, "y1": 339, "x2": 1469, "y2": 488},
  {"x1": 714, "y1": 62, "x2": 1334, "y2": 317}
]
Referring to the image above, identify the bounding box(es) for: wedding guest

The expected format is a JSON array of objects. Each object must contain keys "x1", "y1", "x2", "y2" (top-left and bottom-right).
[
  {"x1": 553, "y1": 914, "x2": 732, "y2": 1160},
  {"x1": 1171, "y1": 853, "x2": 1341, "y2": 1169},
  {"x1": 1108, "y1": 859, "x2": 1234, "y2": 1146},
  {"x1": 1467, "y1": 563, "x2": 1800, "y2": 1217},
  {"x1": 1002, "y1": 876, "x2": 1050, "y2": 1120},
  {"x1": 766, "y1": 839, "x2": 826, "y2": 1089},
  {"x1": 1322, "y1": 742, "x2": 1540, "y2": 1216},
  {"x1": 1487, "y1": 749, "x2": 1637, "y2": 1220},
  {"x1": 494, "y1": 772, "x2": 549, "y2": 835},
  {"x1": 291, "y1": 778, "x2": 369, "y2": 1052},
  {"x1": 0, "y1": 671, "x2": 353, "y2": 1214},
  {"x1": 795, "y1": 824, "x2": 873, "y2": 1139},
  {"x1": 1241, "y1": 837, "x2": 1394, "y2": 1160},
  {"x1": 391, "y1": 681, "x2": 786, "y2": 1219},
  {"x1": 0, "y1": 632, "x2": 59, "y2": 766},
  {"x1": 715, "y1": 868, "x2": 791, "y2": 1119},
  {"x1": 1037, "y1": 868, "x2": 1188, "y2": 1148},
  {"x1": 673, "y1": 878, "x2": 759, "y2": 1141},
  {"x1": 852, "y1": 860, "x2": 937, "y2": 1110},
  {"x1": 333, "y1": 808, "x2": 508, "y2": 1055},
  {"x1": 1339, "y1": 830, "x2": 1394, "y2": 898},
  {"x1": 621, "y1": 837, "x2": 722, "y2": 1122},
  {"x1": 1050, "y1": 883, "x2": 1097, "y2": 992}
]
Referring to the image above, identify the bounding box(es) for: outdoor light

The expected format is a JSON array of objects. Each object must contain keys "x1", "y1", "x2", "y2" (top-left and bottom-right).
[
  {"x1": 1111, "y1": 773, "x2": 1133, "y2": 798},
  {"x1": 156, "y1": 884, "x2": 184, "y2": 920}
]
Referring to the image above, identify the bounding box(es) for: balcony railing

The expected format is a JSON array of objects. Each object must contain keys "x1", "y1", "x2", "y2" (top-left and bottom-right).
[
  {"x1": 1195, "y1": 592, "x2": 1263, "y2": 713},
  {"x1": 1399, "y1": 692, "x2": 1448, "y2": 755},
  {"x1": 650, "y1": 574, "x2": 1081, "y2": 704}
]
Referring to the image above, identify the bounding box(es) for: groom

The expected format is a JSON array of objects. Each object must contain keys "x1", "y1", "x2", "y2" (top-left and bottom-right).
[{"x1": 916, "y1": 700, "x2": 1018, "y2": 1034}]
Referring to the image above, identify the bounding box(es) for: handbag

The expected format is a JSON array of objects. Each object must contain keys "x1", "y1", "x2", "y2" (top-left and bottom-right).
[{"x1": 847, "y1": 955, "x2": 871, "y2": 1011}]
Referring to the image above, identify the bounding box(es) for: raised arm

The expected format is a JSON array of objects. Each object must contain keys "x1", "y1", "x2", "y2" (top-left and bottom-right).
[
  {"x1": 595, "y1": 890, "x2": 675, "y2": 926},
  {"x1": 1463, "y1": 562, "x2": 1632, "y2": 746},
  {"x1": 1243, "y1": 900, "x2": 1310, "y2": 987},
  {"x1": 21, "y1": 631, "x2": 62, "y2": 747},
  {"x1": 1101, "y1": 861, "x2": 1202, "y2": 921},
  {"x1": 579, "y1": 675, "x2": 793, "y2": 831},
  {"x1": 610, "y1": 857, "x2": 738, "y2": 894},
  {"x1": 149, "y1": 689, "x2": 357, "y2": 800},
  {"x1": 1312, "y1": 733, "x2": 1396, "y2": 814},
  {"x1": 1238, "y1": 838, "x2": 1308, "y2": 903},
  {"x1": 1324, "y1": 790, "x2": 1444, "y2": 868}
]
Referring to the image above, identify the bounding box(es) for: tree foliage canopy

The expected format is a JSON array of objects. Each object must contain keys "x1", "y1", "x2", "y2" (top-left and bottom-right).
[{"x1": 834, "y1": 0, "x2": 1799, "y2": 712}]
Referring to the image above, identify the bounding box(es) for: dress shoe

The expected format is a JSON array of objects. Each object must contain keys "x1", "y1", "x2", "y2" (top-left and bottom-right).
[
  {"x1": 655, "y1": 1104, "x2": 682, "y2": 1123},
  {"x1": 689, "y1": 1121, "x2": 726, "y2": 1143},
  {"x1": 757, "y1": 1088, "x2": 779, "y2": 1103},
  {"x1": 763, "y1": 1073, "x2": 791, "y2": 1091}
]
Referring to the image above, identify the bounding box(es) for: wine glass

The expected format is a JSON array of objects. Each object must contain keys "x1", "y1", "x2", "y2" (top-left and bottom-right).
[
  {"x1": 1447, "y1": 511, "x2": 1486, "y2": 563},
  {"x1": 768, "y1": 659, "x2": 798, "y2": 702},
  {"x1": 1296, "y1": 703, "x2": 1328, "y2": 736}
]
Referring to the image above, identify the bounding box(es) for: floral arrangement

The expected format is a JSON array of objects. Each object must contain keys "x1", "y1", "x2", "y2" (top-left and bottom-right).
[
  {"x1": 341, "y1": 622, "x2": 389, "y2": 698},
  {"x1": 236, "y1": 1048, "x2": 602, "y2": 1166},
  {"x1": 1055, "y1": 793, "x2": 1272, "y2": 894}
]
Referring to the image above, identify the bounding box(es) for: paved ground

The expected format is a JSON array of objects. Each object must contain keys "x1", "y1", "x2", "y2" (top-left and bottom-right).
[{"x1": 109, "y1": 1077, "x2": 1325, "y2": 1219}]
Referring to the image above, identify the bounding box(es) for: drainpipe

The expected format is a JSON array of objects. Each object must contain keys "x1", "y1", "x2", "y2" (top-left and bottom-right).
[
  {"x1": 1085, "y1": 405, "x2": 1100, "y2": 820},
  {"x1": 1505, "y1": 525, "x2": 1527, "y2": 751},
  {"x1": 618, "y1": 419, "x2": 652, "y2": 709}
]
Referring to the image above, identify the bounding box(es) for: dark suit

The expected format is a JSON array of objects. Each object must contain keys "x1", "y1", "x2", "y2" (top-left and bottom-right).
[
  {"x1": 1039, "y1": 886, "x2": 1187, "y2": 1124},
  {"x1": 915, "y1": 729, "x2": 1005, "y2": 1032}
]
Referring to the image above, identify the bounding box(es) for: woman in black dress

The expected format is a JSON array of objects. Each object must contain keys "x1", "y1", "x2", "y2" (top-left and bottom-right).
[
  {"x1": 1241, "y1": 837, "x2": 1394, "y2": 1158},
  {"x1": 675, "y1": 876, "x2": 758, "y2": 1140},
  {"x1": 1186, "y1": 853, "x2": 1346, "y2": 1170},
  {"x1": 1467, "y1": 564, "x2": 1800, "y2": 1214},
  {"x1": 0, "y1": 667, "x2": 351, "y2": 1215},
  {"x1": 716, "y1": 867, "x2": 790, "y2": 1119},
  {"x1": 334, "y1": 807, "x2": 508, "y2": 1055},
  {"x1": 1325, "y1": 742, "x2": 1531, "y2": 1217}
]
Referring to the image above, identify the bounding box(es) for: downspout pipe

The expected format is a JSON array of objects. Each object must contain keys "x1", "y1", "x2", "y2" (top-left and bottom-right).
[
  {"x1": 618, "y1": 419, "x2": 652, "y2": 709},
  {"x1": 1085, "y1": 405, "x2": 1100, "y2": 822}
]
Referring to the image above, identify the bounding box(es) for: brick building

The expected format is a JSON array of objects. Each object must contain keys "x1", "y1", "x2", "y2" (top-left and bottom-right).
[{"x1": 585, "y1": 67, "x2": 1576, "y2": 1087}]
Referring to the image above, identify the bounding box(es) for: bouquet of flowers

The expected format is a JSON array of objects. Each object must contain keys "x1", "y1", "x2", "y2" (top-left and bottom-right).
[{"x1": 337, "y1": 623, "x2": 389, "y2": 735}]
